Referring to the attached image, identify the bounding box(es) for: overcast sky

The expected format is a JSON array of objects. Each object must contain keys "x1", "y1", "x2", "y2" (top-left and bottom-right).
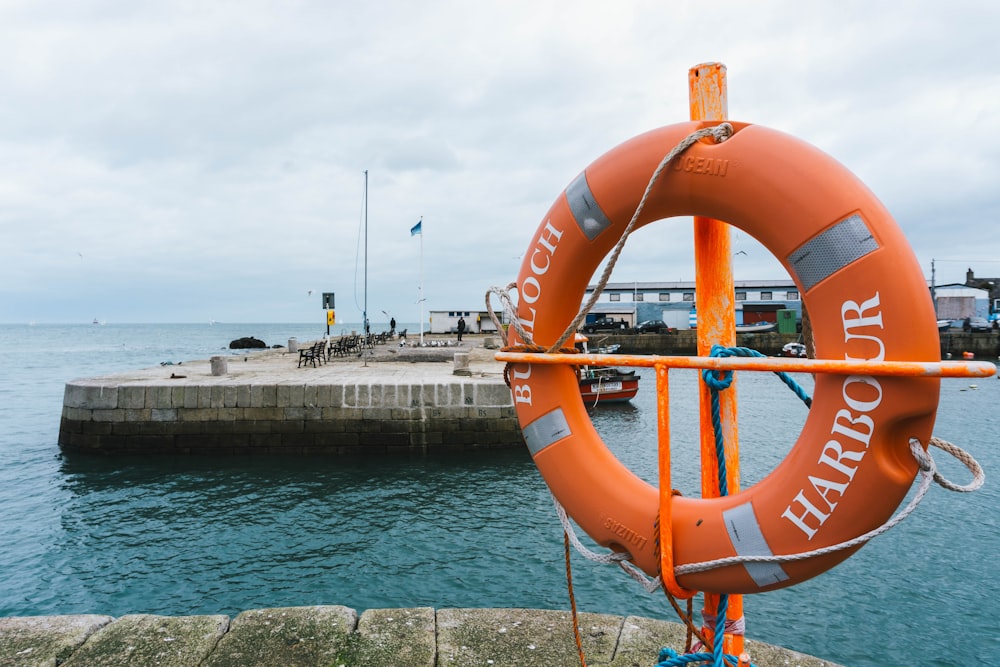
[{"x1": 3, "y1": 1, "x2": 998, "y2": 325}]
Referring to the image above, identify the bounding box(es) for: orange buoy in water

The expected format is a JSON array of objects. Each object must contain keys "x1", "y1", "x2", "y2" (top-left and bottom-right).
[{"x1": 508, "y1": 121, "x2": 940, "y2": 594}]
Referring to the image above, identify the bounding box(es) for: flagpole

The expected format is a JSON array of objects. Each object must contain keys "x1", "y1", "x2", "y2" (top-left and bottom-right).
[
  {"x1": 410, "y1": 216, "x2": 425, "y2": 345},
  {"x1": 363, "y1": 170, "x2": 368, "y2": 340},
  {"x1": 419, "y1": 216, "x2": 424, "y2": 345}
]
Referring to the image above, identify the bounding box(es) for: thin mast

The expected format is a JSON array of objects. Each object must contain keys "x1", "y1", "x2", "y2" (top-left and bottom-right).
[
  {"x1": 363, "y1": 170, "x2": 368, "y2": 335},
  {"x1": 419, "y1": 216, "x2": 424, "y2": 345}
]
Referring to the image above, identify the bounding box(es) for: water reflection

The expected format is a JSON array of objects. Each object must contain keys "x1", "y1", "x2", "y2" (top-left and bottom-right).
[
  {"x1": 23, "y1": 361, "x2": 1000, "y2": 666},
  {"x1": 27, "y1": 365, "x2": 806, "y2": 622},
  {"x1": 54, "y1": 450, "x2": 670, "y2": 618}
]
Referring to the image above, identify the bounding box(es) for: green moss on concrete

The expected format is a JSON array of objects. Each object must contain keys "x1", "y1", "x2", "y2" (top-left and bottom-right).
[
  {"x1": 60, "y1": 614, "x2": 228, "y2": 667},
  {"x1": 328, "y1": 607, "x2": 435, "y2": 667},
  {"x1": 436, "y1": 608, "x2": 622, "y2": 666},
  {"x1": 202, "y1": 606, "x2": 356, "y2": 667},
  {"x1": 0, "y1": 607, "x2": 844, "y2": 666},
  {"x1": 0, "y1": 615, "x2": 111, "y2": 667}
]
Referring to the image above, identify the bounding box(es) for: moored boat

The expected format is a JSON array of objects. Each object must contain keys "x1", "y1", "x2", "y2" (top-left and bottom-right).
[
  {"x1": 735, "y1": 321, "x2": 777, "y2": 333},
  {"x1": 578, "y1": 366, "x2": 639, "y2": 403},
  {"x1": 781, "y1": 341, "x2": 807, "y2": 358},
  {"x1": 574, "y1": 334, "x2": 638, "y2": 404}
]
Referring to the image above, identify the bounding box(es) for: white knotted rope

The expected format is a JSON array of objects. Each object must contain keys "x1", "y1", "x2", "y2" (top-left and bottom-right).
[
  {"x1": 485, "y1": 123, "x2": 735, "y2": 352},
  {"x1": 553, "y1": 493, "x2": 664, "y2": 594}
]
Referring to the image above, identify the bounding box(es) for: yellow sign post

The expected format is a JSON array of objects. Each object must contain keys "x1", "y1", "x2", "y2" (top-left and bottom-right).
[{"x1": 322, "y1": 292, "x2": 336, "y2": 335}]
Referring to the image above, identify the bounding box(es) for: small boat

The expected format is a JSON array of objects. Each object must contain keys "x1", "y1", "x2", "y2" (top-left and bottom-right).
[
  {"x1": 781, "y1": 342, "x2": 807, "y2": 358},
  {"x1": 574, "y1": 334, "x2": 638, "y2": 404},
  {"x1": 736, "y1": 321, "x2": 777, "y2": 333},
  {"x1": 579, "y1": 366, "x2": 639, "y2": 403}
]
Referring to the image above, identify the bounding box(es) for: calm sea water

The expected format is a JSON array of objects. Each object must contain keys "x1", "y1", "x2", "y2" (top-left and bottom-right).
[{"x1": 1, "y1": 323, "x2": 997, "y2": 666}]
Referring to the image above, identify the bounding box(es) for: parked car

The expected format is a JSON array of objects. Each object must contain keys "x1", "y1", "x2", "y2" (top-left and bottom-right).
[
  {"x1": 968, "y1": 317, "x2": 990, "y2": 332},
  {"x1": 634, "y1": 320, "x2": 673, "y2": 334},
  {"x1": 581, "y1": 317, "x2": 629, "y2": 333}
]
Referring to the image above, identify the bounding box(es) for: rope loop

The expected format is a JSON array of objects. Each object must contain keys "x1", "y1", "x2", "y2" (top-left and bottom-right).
[
  {"x1": 701, "y1": 345, "x2": 758, "y2": 390},
  {"x1": 655, "y1": 646, "x2": 754, "y2": 667},
  {"x1": 704, "y1": 344, "x2": 812, "y2": 408},
  {"x1": 552, "y1": 494, "x2": 663, "y2": 593},
  {"x1": 924, "y1": 436, "x2": 985, "y2": 492},
  {"x1": 910, "y1": 438, "x2": 934, "y2": 472},
  {"x1": 701, "y1": 368, "x2": 734, "y2": 391},
  {"x1": 484, "y1": 282, "x2": 524, "y2": 348}
]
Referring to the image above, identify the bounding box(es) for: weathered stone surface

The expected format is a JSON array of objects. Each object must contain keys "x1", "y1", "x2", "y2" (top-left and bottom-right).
[
  {"x1": 333, "y1": 607, "x2": 436, "y2": 667},
  {"x1": 609, "y1": 614, "x2": 688, "y2": 667},
  {"x1": 436, "y1": 608, "x2": 622, "y2": 666},
  {"x1": 202, "y1": 606, "x2": 356, "y2": 667},
  {"x1": 0, "y1": 615, "x2": 111, "y2": 667},
  {"x1": 60, "y1": 614, "x2": 228, "y2": 667},
  {"x1": 0, "y1": 607, "x2": 844, "y2": 666},
  {"x1": 608, "y1": 614, "x2": 841, "y2": 667},
  {"x1": 743, "y1": 636, "x2": 843, "y2": 667}
]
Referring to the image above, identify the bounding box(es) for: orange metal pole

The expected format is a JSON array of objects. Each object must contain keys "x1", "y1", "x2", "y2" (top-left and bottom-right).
[
  {"x1": 688, "y1": 61, "x2": 743, "y2": 657},
  {"x1": 656, "y1": 363, "x2": 697, "y2": 599},
  {"x1": 494, "y1": 351, "x2": 997, "y2": 378}
]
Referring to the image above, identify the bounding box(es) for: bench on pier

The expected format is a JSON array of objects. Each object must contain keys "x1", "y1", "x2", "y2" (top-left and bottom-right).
[
  {"x1": 329, "y1": 335, "x2": 361, "y2": 358},
  {"x1": 297, "y1": 341, "x2": 326, "y2": 368}
]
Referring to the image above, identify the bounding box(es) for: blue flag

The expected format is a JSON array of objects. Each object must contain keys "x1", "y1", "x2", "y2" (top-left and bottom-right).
[{"x1": 410, "y1": 220, "x2": 422, "y2": 236}]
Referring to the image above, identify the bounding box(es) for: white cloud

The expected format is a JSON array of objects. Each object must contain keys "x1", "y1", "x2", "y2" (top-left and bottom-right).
[{"x1": 2, "y1": 0, "x2": 998, "y2": 323}]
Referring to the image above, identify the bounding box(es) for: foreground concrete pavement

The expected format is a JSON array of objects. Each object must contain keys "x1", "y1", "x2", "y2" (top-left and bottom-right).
[{"x1": 0, "y1": 606, "x2": 842, "y2": 667}]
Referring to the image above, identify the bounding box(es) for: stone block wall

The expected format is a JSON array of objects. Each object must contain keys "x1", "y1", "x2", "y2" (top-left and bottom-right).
[{"x1": 59, "y1": 379, "x2": 522, "y2": 454}]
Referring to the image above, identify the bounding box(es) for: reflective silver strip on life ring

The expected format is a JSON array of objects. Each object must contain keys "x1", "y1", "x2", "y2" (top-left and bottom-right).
[
  {"x1": 787, "y1": 214, "x2": 880, "y2": 292},
  {"x1": 522, "y1": 407, "x2": 572, "y2": 456},
  {"x1": 566, "y1": 172, "x2": 614, "y2": 240},
  {"x1": 723, "y1": 502, "x2": 790, "y2": 588}
]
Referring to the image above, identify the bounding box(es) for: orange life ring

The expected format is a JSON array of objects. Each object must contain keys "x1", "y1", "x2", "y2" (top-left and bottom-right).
[{"x1": 510, "y1": 121, "x2": 940, "y2": 594}]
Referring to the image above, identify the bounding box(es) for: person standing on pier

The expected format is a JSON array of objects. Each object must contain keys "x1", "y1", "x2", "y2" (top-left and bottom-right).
[{"x1": 457, "y1": 316, "x2": 466, "y2": 342}]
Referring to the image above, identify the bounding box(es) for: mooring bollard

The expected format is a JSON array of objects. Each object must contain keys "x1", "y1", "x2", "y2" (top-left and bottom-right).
[
  {"x1": 210, "y1": 356, "x2": 228, "y2": 376},
  {"x1": 453, "y1": 351, "x2": 471, "y2": 376}
]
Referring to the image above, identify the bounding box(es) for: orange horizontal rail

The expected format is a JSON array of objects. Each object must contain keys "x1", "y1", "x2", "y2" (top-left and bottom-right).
[{"x1": 495, "y1": 351, "x2": 997, "y2": 378}]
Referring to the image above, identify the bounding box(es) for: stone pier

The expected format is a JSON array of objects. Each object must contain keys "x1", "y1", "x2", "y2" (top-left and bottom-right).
[
  {"x1": 59, "y1": 341, "x2": 519, "y2": 454},
  {"x1": 0, "y1": 606, "x2": 842, "y2": 666}
]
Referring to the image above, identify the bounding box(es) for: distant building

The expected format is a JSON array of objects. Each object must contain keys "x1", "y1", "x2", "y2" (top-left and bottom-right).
[
  {"x1": 432, "y1": 271, "x2": 996, "y2": 335},
  {"x1": 932, "y1": 283, "x2": 990, "y2": 321},
  {"x1": 583, "y1": 280, "x2": 802, "y2": 330},
  {"x1": 427, "y1": 309, "x2": 500, "y2": 334},
  {"x1": 962, "y1": 268, "x2": 1000, "y2": 318}
]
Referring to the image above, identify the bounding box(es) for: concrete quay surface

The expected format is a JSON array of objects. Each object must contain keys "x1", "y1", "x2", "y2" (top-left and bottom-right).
[
  {"x1": 59, "y1": 336, "x2": 521, "y2": 454},
  {"x1": 0, "y1": 605, "x2": 841, "y2": 667}
]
